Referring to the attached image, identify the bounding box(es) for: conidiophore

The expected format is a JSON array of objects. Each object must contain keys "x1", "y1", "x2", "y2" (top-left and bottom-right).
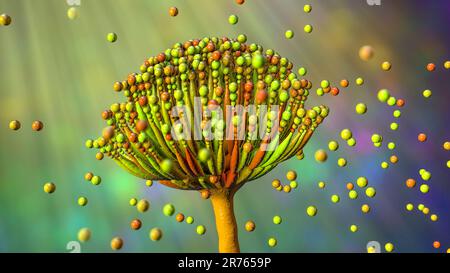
[{"x1": 87, "y1": 35, "x2": 328, "y2": 253}]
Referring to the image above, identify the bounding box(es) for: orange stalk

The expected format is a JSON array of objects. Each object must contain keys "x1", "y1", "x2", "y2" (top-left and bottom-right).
[{"x1": 210, "y1": 188, "x2": 240, "y2": 253}]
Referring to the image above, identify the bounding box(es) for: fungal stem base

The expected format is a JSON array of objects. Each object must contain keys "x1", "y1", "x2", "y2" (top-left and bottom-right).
[{"x1": 210, "y1": 188, "x2": 240, "y2": 253}]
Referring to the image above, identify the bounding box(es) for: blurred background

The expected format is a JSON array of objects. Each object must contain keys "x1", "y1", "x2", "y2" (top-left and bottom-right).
[{"x1": 0, "y1": 0, "x2": 449, "y2": 253}]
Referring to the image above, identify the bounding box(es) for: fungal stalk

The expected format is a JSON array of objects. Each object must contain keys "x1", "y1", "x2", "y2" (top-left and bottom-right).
[{"x1": 87, "y1": 36, "x2": 328, "y2": 253}]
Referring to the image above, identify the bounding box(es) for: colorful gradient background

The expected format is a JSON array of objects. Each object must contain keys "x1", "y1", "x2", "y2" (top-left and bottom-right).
[{"x1": 0, "y1": 0, "x2": 449, "y2": 253}]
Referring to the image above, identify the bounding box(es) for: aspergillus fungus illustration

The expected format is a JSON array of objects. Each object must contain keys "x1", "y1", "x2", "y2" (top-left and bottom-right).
[{"x1": 87, "y1": 35, "x2": 327, "y2": 253}]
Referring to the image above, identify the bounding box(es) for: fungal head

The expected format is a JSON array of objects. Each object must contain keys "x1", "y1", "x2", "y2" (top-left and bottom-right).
[{"x1": 88, "y1": 36, "x2": 328, "y2": 191}]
